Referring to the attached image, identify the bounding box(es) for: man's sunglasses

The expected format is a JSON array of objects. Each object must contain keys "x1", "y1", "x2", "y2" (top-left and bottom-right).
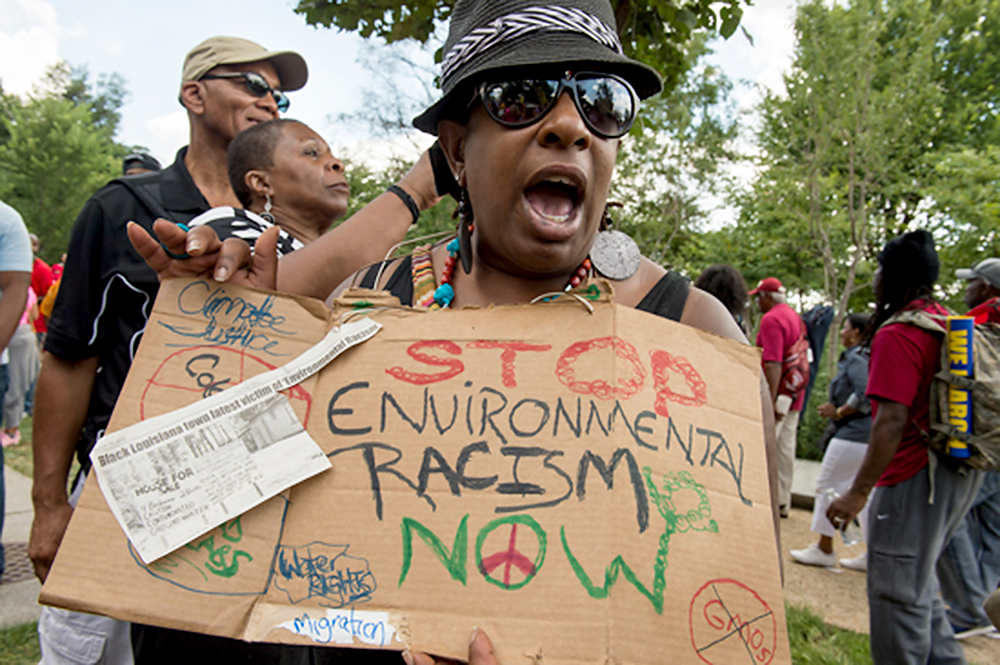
[
  {"x1": 478, "y1": 72, "x2": 638, "y2": 139},
  {"x1": 200, "y1": 72, "x2": 290, "y2": 113}
]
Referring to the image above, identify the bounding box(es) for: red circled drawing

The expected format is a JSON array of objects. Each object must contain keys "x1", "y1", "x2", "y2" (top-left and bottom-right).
[
  {"x1": 465, "y1": 341, "x2": 552, "y2": 387},
  {"x1": 689, "y1": 578, "x2": 776, "y2": 665},
  {"x1": 554, "y1": 337, "x2": 645, "y2": 400},
  {"x1": 141, "y1": 346, "x2": 312, "y2": 426},
  {"x1": 649, "y1": 350, "x2": 708, "y2": 418}
]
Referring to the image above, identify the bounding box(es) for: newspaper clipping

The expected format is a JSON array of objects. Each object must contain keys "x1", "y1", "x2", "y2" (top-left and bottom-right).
[{"x1": 91, "y1": 317, "x2": 381, "y2": 563}]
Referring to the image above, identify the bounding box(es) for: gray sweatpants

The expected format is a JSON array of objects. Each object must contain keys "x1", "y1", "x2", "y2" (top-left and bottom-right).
[{"x1": 867, "y1": 456, "x2": 984, "y2": 664}]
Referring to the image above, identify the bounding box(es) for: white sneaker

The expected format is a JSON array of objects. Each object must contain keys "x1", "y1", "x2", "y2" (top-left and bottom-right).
[
  {"x1": 790, "y1": 543, "x2": 837, "y2": 567},
  {"x1": 839, "y1": 553, "x2": 867, "y2": 572}
]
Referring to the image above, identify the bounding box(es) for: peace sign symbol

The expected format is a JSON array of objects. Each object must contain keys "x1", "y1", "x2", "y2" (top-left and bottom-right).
[{"x1": 475, "y1": 515, "x2": 547, "y2": 591}]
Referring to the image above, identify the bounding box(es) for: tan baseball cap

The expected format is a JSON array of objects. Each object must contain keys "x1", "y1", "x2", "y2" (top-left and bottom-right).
[{"x1": 180, "y1": 36, "x2": 308, "y2": 93}]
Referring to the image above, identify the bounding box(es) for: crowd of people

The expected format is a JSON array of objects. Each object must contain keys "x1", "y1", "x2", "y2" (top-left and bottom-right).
[
  {"x1": 0, "y1": 0, "x2": 998, "y2": 663},
  {"x1": 697, "y1": 241, "x2": 1000, "y2": 660}
]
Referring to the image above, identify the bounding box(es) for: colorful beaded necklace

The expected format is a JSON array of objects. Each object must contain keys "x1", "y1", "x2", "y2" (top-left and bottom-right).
[{"x1": 428, "y1": 234, "x2": 592, "y2": 309}]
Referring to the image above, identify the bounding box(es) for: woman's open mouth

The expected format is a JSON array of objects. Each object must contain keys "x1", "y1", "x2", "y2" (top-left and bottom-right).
[{"x1": 522, "y1": 167, "x2": 586, "y2": 240}]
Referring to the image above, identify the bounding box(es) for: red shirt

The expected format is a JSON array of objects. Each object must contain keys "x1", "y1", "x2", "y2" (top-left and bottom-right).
[
  {"x1": 756, "y1": 302, "x2": 807, "y2": 411},
  {"x1": 31, "y1": 256, "x2": 53, "y2": 333},
  {"x1": 867, "y1": 299, "x2": 948, "y2": 486}
]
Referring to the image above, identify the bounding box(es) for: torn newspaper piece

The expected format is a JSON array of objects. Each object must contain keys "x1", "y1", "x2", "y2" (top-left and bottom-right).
[{"x1": 91, "y1": 317, "x2": 382, "y2": 564}]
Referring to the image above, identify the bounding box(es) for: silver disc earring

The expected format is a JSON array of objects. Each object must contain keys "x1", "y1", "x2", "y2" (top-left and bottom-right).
[
  {"x1": 261, "y1": 194, "x2": 276, "y2": 224},
  {"x1": 589, "y1": 206, "x2": 640, "y2": 280}
]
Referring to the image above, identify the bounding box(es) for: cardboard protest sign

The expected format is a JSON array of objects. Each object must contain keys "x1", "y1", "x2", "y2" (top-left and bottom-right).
[{"x1": 42, "y1": 278, "x2": 788, "y2": 664}]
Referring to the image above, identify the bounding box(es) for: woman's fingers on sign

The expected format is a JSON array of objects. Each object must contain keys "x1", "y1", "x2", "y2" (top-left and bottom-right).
[
  {"x1": 403, "y1": 628, "x2": 498, "y2": 665},
  {"x1": 129, "y1": 219, "x2": 231, "y2": 282}
]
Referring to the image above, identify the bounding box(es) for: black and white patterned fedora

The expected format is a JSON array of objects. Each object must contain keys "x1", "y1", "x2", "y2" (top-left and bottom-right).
[{"x1": 413, "y1": 0, "x2": 663, "y2": 134}]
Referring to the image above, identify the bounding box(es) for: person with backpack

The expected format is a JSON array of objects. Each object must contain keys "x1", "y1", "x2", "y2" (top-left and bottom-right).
[
  {"x1": 937, "y1": 258, "x2": 1000, "y2": 639},
  {"x1": 828, "y1": 230, "x2": 984, "y2": 664},
  {"x1": 752, "y1": 276, "x2": 810, "y2": 518}
]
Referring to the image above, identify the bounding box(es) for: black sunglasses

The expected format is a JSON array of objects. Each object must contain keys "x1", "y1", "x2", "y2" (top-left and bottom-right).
[
  {"x1": 200, "y1": 72, "x2": 290, "y2": 113},
  {"x1": 478, "y1": 72, "x2": 638, "y2": 139}
]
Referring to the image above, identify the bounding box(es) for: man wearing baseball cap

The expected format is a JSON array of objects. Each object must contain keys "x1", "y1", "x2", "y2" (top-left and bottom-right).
[
  {"x1": 937, "y1": 258, "x2": 1000, "y2": 639},
  {"x1": 30, "y1": 36, "x2": 306, "y2": 663},
  {"x1": 956, "y1": 258, "x2": 1000, "y2": 324},
  {"x1": 751, "y1": 276, "x2": 809, "y2": 518}
]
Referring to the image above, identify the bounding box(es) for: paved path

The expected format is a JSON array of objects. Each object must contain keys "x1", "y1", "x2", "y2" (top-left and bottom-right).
[{"x1": 1, "y1": 466, "x2": 42, "y2": 628}]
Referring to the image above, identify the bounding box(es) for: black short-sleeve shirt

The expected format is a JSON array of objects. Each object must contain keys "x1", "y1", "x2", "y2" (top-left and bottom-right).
[{"x1": 45, "y1": 147, "x2": 211, "y2": 470}]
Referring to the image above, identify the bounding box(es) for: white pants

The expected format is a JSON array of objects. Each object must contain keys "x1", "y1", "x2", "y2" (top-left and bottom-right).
[
  {"x1": 776, "y1": 409, "x2": 801, "y2": 509},
  {"x1": 38, "y1": 474, "x2": 133, "y2": 664},
  {"x1": 38, "y1": 607, "x2": 132, "y2": 665},
  {"x1": 810, "y1": 436, "x2": 871, "y2": 540}
]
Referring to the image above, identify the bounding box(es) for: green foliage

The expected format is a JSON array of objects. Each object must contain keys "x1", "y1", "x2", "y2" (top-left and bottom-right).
[
  {"x1": 611, "y1": 33, "x2": 739, "y2": 275},
  {"x1": 297, "y1": 0, "x2": 450, "y2": 45},
  {"x1": 340, "y1": 153, "x2": 459, "y2": 260},
  {"x1": 0, "y1": 84, "x2": 16, "y2": 146},
  {"x1": 41, "y1": 62, "x2": 128, "y2": 142},
  {"x1": 295, "y1": 0, "x2": 751, "y2": 94},
  {"x1": 798, "y1": 358, "x2": 832, "y2": 462},
  {"x1": 785, "y1": 604, "x2": 873, "y2": 664},
  {"x1": 734, "y1": 0, "x2": 1000, "y2": 337},
  {"x1": 0, "y1": 622, "x2": 41, "y2": 665},
  {"x1": 735, "y1": 0, "x2": 951, "y2": 369},
  {"x1": 925, "y1": 146, "x2": 1000, "y2": 309},
  {"x1": 331, "y1": 42, "x2": 441, "y2": 140},
  {"x1": 0, "y1": 96, "x2": 119, "y2": 262},
  {"x1": 0, "y1": 63, "x2": 127, "y2": 262},
  {"x1": 935, "y1": 1, "x2": 1000, "y2": 148}
]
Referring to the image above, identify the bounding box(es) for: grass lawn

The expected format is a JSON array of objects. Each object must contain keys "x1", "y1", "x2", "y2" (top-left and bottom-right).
[
  {"x1": 0, "y1": 606, "x2": 872, "y2": 664},
  {"x1": 786, "y1": 603, "x2": 872, "y2": 664},
  {"x1": 0, "y1": 623, "x2": 40, "y2": 665}
]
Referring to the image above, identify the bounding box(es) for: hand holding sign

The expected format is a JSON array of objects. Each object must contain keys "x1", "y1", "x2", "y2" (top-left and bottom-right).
[
  {"x1": 408, "y1": 628, "x2": 498, "y2": 665},
  {"x1": 127, "y1": 219, "x2": 278, "y2": 288}
]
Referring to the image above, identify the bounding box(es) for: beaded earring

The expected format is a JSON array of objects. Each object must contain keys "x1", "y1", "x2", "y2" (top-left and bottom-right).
[
  {"x1": 261, "y1": 193, "x2": 276, "y2": 224},
  {"x1": 589, "y1": 204, "x2": 640, "y2": 280},
  {"x1": 457, "y1": 188, "x2": 474, "y2": 275}
]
